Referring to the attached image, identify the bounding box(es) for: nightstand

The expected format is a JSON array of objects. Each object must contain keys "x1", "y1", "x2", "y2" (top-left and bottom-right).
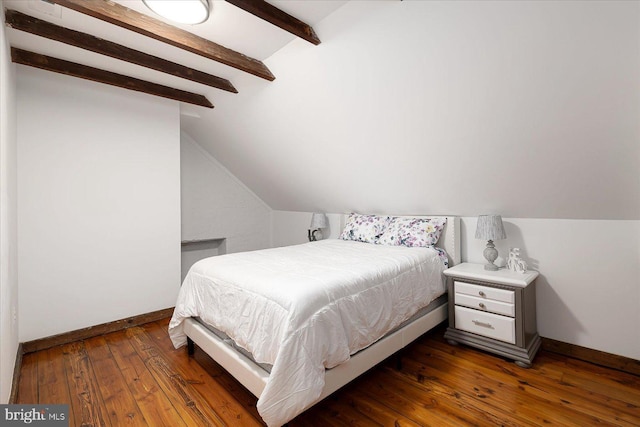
[{"x1": 443, "y1": 263, "x2": 540, "y2": 368}]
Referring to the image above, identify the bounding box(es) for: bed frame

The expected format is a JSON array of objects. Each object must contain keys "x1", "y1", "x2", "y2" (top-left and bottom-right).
[{"x1": 183, "y1": 215, "x2": 461, "y2": 416}]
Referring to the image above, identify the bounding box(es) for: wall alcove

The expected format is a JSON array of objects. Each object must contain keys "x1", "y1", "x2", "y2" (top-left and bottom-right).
[{"x1": 180, "y1": 238, "x2": 226, "y2": 283}]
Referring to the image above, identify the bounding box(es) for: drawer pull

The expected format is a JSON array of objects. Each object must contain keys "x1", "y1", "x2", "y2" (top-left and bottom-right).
[
  {"x1": 472, "y1": 320, "x2": 494, "y2": 329},
  {"x1": 479, "y1": 303, "x2": 486, "y2": 309},
  {"x1": 478, "y1": 291, "x2": 486, "y2": 297}
]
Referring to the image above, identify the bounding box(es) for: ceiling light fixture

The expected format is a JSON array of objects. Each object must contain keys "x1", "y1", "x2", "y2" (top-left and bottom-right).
[{"x1": 142, "y1": 0, "x2": 211, "y2": 25}]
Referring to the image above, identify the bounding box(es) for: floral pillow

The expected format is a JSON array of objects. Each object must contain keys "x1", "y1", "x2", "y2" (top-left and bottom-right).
[
  {"x1": 378, "y1": 217, "x2": 447, "y2": 248},
  {"x1": 339, "y1": 213, "x2": 391, "y2": 243}
]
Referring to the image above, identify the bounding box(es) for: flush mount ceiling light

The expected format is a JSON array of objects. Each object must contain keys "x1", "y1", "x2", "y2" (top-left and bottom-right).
[{"x1": 142, "y1": 0, "x2": 211, "y2": 25}]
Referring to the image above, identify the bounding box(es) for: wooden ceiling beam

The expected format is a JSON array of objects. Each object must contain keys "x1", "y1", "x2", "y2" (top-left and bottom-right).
[
  {"x1": 225, "y1": 0, "x2": 321, "y2": 45},
  {"x1": 5, "y1": 10, "x2": 237, "y2": 93},
  {"x1": 48, "y1": 0, "x2": 275, "y2": 81},
  {"x1": 11, "y1": 48, "x2": 214, "y2": 108}
]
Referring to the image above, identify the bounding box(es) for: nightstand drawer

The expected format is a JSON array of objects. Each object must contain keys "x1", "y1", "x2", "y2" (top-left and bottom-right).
[
  {"x1": 455, "y1": 306, "x2": 515, "y2": 344},
  {"x1": 455, "y1": 281, "x2": 514, "y2": 304},
  {"x1": 455, "y1": 293, "x2": 515, "y2": 317}
]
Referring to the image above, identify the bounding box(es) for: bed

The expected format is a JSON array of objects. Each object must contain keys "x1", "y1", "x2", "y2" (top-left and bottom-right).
[{"x1": 169, "y1": 214, "x2": 461, "y2": 426}]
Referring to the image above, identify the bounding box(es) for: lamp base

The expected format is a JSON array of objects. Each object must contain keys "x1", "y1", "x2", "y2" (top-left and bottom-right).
[
  {"x1": 483, "y1": 240, "x2": 499, "y2": 271},
  {"x1": 308, "y1": 229, "x2": 322, "y2": 241},
  {"x1": 484, "y1": 263, "x2": 499, "y2": 271}
]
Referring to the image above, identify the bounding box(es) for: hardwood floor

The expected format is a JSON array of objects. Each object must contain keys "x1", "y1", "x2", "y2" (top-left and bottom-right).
[{"x1": 16, "y1": 318, "x2": 640, "y2": 426}]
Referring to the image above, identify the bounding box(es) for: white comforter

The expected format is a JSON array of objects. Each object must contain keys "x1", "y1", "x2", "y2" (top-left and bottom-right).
[{"x1": 168, "y1": 239, "x2": 446, "y2": 426}]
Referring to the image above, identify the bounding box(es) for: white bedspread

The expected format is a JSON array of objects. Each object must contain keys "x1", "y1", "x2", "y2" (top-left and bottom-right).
[{"x1": 168, "y1": 239, "x2": 446, "y2": 426}]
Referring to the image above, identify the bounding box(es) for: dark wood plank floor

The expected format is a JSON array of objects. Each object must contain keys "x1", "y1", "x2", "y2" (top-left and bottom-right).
[{"x1": 17, "y1": 318, "x2": 640, "y2": 426}]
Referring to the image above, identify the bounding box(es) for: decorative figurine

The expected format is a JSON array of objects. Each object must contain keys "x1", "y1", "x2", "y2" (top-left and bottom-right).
[{"x1": 507, "y1": 248, "x2": 527, "y2": 273}]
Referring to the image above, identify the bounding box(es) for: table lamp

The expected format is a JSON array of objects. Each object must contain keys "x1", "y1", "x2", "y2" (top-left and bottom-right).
[{"x1": 475, "y1": 214, "x2": 507, "y2": 271}]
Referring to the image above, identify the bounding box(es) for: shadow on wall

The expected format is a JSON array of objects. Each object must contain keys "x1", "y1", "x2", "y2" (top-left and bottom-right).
[
  {"x1": 535, "y1": 274, "x2": 587, "y2": 342},
  {"x1": 501, "y1": 221, "x2": 586, "y2": 342},
  {"x1": 502, "y1": 221, "x2": 539, "y2": 271}
]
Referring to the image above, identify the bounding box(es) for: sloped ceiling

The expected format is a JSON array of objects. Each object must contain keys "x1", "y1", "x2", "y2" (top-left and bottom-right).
[
  {"x1": 6, "y1": 1, "x2": 639, "y2": 220},
  {"x1": 5, "y1": 0, "x2": 347, "y2": 107},
  {"x1": 182, "y1": 0, "x2": 640, "y2": 220}
]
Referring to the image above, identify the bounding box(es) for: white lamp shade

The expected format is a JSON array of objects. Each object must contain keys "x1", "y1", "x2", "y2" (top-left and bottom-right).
[
  {"x1": 143, "y1": 0, "x2": 210, "y2": 24},
  {"x1": 475, "y1": 215, "x2": 507, "y2": 241},
  {"x1": 310, "y1": 213, "x2": 328, "y2": 229}
]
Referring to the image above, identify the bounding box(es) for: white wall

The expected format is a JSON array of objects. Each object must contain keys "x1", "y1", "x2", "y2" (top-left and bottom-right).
[
  {"x1": 17, "y1": 67, "x2": 181, "y2": 342},
  {"x1": 0, "y1": 5, "x2": 19, "y2": 403},
  {"x1": 181, "y1": 131, "x2": 271, "y2": 254},
  {"x1": 272, "y1": 211, "x2": 640, "y2": 360}
]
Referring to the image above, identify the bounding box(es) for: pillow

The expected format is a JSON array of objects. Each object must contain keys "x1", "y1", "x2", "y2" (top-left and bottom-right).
[
  {"x1": 339, "y1": 213, "x2": 391, "y2": 243},
  {"x1": 378, "y1": 217, "x2": 447, "y2": 247}
]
